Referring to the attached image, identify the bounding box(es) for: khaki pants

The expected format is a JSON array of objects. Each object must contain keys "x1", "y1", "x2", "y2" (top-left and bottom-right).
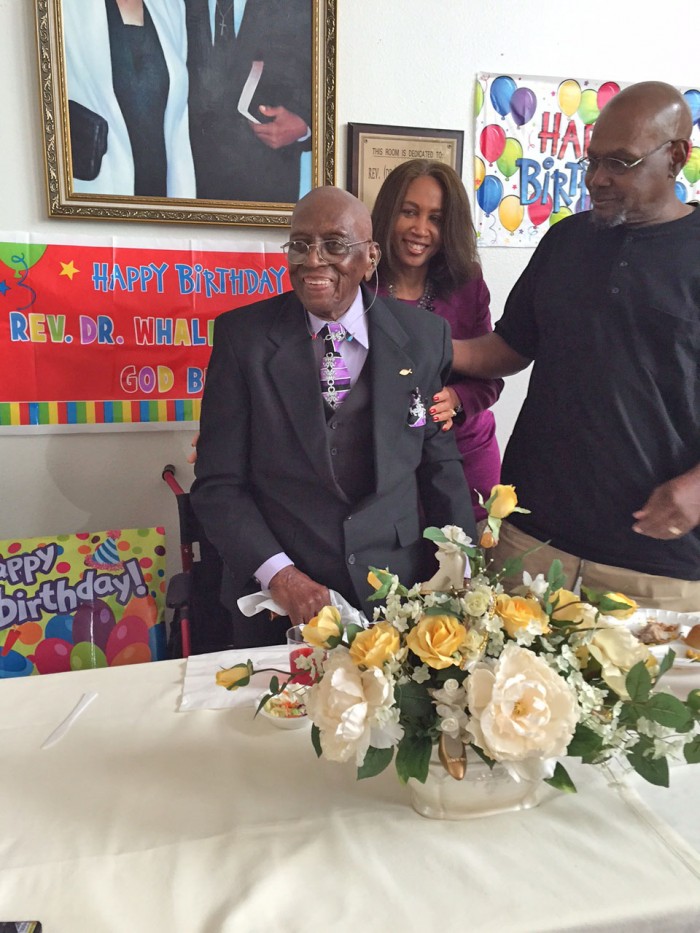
[{"x1": 491, "y1": 521, "x2": 700, "y2": 612}]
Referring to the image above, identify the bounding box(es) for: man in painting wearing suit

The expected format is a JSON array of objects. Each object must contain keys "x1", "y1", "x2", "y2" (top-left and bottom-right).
[
  {"x1": 185, "y1": 0, "x2": 312, "y2": 202},
  {"x1": 191, "y1": 187, "x2": 475, "y2": 647}
]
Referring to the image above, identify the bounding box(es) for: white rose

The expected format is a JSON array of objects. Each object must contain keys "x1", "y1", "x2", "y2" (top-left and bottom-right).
[
  {"x1": 304, "y1": 648, "x2": 402, "y2": 766},
  {"x1": 465, "y1": 643, "x2": 580, "y2": 781},
  {"x1": 587, "y1": 626, "x2": 655, "y2": 700}
]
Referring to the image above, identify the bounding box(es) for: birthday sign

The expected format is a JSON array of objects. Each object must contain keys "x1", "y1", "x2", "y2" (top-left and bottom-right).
[
  {"x1": 0, "y1": 528, "x2": 167, "y2": 677},
  {"x1": 0, "y1": 234, "x2": 291, "y2": 430},
  {"x1": 474, "y1": 74, "x2": 700, "y2": 247}
]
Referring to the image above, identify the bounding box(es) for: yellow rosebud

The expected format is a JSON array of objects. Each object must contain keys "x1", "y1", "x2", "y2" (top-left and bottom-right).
[
  {"x1": 549, "y1": 588, "x2": 586, "y2": 624},
  {"x1": 349, "y1": 622, "x2": 401, "y2": 668},
  {"x1": 367, "y1": 571, "x2": 383, "y2": 591},
  {"x1": 216, "y1": 662, "x2": 251, "y2": 690},
  {"x1": 406, "y1": 615, "x2": 468, "y2": 670},
  {"x1": 495, "y1": 594, "x2": 550, "y2": 638},
  {"x1": 488, "y1": 484, "x2": 518, "y2": 519},
  {"x1": 602, "y1": 592, "x2": 638, "y2": 620},
  {"x1": 479, "y1": 528, "x2": 496, "y2": 549},
  {"x1": 302, "y1": 605, "x2": 342, "y2": 648}
]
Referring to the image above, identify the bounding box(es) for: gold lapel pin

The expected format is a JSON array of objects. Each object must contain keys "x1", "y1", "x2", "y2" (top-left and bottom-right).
[{"x1": 399, "y1": 368, "x2": 413, "y2": 376}]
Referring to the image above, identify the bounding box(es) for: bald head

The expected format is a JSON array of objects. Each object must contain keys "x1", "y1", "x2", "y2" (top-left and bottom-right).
[
  {"x1": 292, "y1": 186, "x2": 373, "y2": 239},
  {"x1": 595, "y1": 81, "x2": 692, "y2": 143}
]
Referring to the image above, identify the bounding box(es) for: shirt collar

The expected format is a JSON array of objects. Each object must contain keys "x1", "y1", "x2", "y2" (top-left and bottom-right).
[{"x1": 306, "y1": 289, "x2": 369, "y2": 348}]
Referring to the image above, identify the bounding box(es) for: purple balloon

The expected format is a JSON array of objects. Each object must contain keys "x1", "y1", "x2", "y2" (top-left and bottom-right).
[
  {"x1": 72, "y1": 599, "x2": 116, "y2": 651},
  {"x1": 510, "y1": 87, "x2": 537, "y2": 127}
]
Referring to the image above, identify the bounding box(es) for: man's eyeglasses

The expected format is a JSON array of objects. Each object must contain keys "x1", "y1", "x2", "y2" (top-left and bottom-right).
[
  {"x1": 577, "y1": 139, "x2": 676, "y2": 176},
  {"x1": 281, "y1": 238, "x2": 372, "y2": 264}
]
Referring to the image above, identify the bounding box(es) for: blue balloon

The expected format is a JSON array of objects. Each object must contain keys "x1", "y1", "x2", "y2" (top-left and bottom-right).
[
  {"x1": 0, "y1": 650, "x2": 34, "y2": 678},
  {"x1": 477, "y1": 175, "x2": 504, "y2": 216},
  {"x1": 683, "y1": 89, "x2": 700, "y2": 123},
  {"x1": 675, "y1": 181, "x2": 687, "y2": 204},
  {"x1": 45, "y1": 613, "x2": 74, "y2": 642},
  {"x1": 490, "y1": 75, "x2": 517, "y2": 118}
]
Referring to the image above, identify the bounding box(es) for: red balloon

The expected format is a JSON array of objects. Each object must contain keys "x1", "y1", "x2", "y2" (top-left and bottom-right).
[
  {"x1": 528, "y1": 196, "x2": 553, "y2": 227},
  {"x1": 480, "y1": 124, "x2": 507, "y2": 164},
  {"x1": 33, "y1": 638, "x2": 73, "y2": 675},
  {"x1": 597, "y1": 81, "x2": 620, "y2": 111},
  {"x1": 105, "y1": 616, "x2": 150, "y2": 665}
]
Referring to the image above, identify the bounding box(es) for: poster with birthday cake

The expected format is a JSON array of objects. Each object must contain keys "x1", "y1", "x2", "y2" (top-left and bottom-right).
[{"x1": 0, "y1": 528, "x2": 167, "y2": 677}]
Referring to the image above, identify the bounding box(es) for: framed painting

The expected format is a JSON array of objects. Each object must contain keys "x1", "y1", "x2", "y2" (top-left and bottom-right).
[
  {"x1": 34, "y1": 0, "x2": 336, "y2": 226},
  {"x1": 346, "y1": 122, "x2": 464, "y2": 212}
]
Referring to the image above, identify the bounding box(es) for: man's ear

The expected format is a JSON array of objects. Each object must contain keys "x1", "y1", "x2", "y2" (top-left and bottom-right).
[
  {"x1": 364, "y1": 245, "x2": 381, "y2": 281},
  {"x1": 670, "y1": 138, "x2": 690, "y2": 177}
]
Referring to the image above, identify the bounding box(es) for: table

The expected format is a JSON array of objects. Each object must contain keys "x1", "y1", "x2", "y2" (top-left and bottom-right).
[{"x1": 2, "y1": 655, "x2": 700, "y2": 933}]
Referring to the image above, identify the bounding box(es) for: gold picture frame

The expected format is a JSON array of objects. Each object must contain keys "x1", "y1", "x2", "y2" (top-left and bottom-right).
[
  {"x1": 34, "y1": 0, "x2": 336, "y2": 226},
  {"x1": 347, "y1": 123, "x2": 464, "y2": 213}
]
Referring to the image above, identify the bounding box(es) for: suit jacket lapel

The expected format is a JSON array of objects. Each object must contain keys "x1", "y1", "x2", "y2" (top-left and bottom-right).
[
  {"x1": 368, "y1": 294, "x2": 419, "y2": 496},
  {"x1": 266, "y1": 293, "x2": 337, "y2": 489}
]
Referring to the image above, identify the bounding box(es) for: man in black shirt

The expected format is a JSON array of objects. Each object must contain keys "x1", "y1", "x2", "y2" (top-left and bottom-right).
[{"x1": 452, "y1": 81, "x2": 700, "y2": 609}]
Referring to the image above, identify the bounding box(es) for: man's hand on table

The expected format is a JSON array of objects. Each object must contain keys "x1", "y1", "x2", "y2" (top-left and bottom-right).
[{"x1": 268, "y1": 565, "x2": 330, "y2": 626}]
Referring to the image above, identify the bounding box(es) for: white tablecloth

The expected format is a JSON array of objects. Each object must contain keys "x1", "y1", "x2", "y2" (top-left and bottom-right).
[{"x1": 2, "y1": 654, "x2": 700, "y2": 933}]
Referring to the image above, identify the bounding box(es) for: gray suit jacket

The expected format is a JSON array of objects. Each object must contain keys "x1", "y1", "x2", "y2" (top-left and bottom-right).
[{"x1": 191, "y1": 286, "x2": 475, "y2": 625}]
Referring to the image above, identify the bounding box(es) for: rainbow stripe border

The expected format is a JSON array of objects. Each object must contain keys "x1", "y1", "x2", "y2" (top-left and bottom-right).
[{"x1": 0, "y1": 399, "x2": 201, "y2": 426}]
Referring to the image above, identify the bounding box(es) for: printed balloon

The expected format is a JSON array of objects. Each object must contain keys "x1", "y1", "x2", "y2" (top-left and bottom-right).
[
  {"x1": 148, "y1": 623, "x2": 166, "y2": 661},
  {"x1": 474, "y1": 156, "x2": 486, "y2": 190},
  {"x1": 675, "y1": 181, "x2": 688, "y2": 203},
  {"x1": 578, "y1": 89, "x2": 600, "y2": 125},
  {"x1": 510, "y1": 87, "x2": 537, "y2": 127},
  {"x1": 549, "y1": 207, "x2": 572, "y2": 226},
  {"x1": 71, "y1": 641, "x2": 107, "y2": 671},
  {"x1": 574, "y1": 192, "x2": 591, "y2": 213},
  {"x1": 16, "y1": 622, "x2": 43, "y2": 645},
  {"x1": 597, "y1": 81, "x2": 620, "y2": 111},
  {"x1": 106, "y1": 616, "x2": 150, "y2": 666},
  {"x1": 497, "y1": 137, "x2": 523, "y2": 179},
  {"x1": 110, "y1": 642, "x2": 152, "y2": 667},
  {"x1": 490, "y1": 75, "x2": 516, "y2": 117},
  {"x1": 528, "y1": 196, "x2": 553, "y2": 226},
  {"x1": 45, "y1": 613, "x2": 75, "y2": 643},
  {"x1": 558, "y1": 79, "x2": 581, "y2": 117},
  {"x1": 0, "y1": 242, "x2": 48, "y2": 276},
  {"x1": 682, "y1": 146, "x2": 700, "y2": 185},
  {"x1": 474, "y1": 81, "x2": 485, "y2": 116},
  {"x1": 498, "y1": 195, "x2": 524, "y2": 233},
  {"x1": 33, "y1": 638, "x2": 72, "y2": 675},
  {"x1": 479, "y1": 124, "x2": 506, "y2": 164},
  {"x1": 683, "y1": 89, "x2": 700, "y2": 124},
  {"x1": 476, "y1": 176, "x2": 503, "y2": 216},
  {"x1": 72, "y1": 599, "x2": 116, "y2": 651},
  {"x1": 0, "y1": 650, "x2": 34, "y2": 678},
  {"x1": 123, "y1": 594, "x2": 158, "y2": 627}
]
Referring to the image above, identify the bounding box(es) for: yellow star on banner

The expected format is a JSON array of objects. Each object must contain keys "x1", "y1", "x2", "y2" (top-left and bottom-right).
[{"x1": 59, "y1": 260, "x2": 80, "y2": 280}]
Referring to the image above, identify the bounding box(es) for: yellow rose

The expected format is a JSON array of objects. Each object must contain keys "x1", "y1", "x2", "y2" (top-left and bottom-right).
[
  {"x1": 302, "y1": 606, "x2": 343, "y2": 648},
  {"x1": 588, "y1": 627, "x2": 655, "y2": 699},
  {"x1": 549, "y1": 588, "x2": 586, "y2": 624},
  {"x1": 367, "y1": 571, "x2": 383, "y2": 591},
  {"x1": 488, "y1": 484, "x2": 518, "y2": 519},
  {"x1": 349, "y1": 622, "x2": 401, "y2": 668},
  {"x1": 602, "y1": 592, "x2": 638, "y2": 620},
  {"x1": 406, "y1": 615, "x2": 467, "y2": 670},
  {"x1": 495, "y1": 594, "x2": 550, "y2": 638},
  {"x1": 216, "y1": 662, "x2": 252, "y2": 690}
]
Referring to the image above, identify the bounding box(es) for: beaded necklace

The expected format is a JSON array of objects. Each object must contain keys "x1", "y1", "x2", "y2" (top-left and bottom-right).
[{"x1": 387, "y1": 278, "x2": 436, "y2": 314}]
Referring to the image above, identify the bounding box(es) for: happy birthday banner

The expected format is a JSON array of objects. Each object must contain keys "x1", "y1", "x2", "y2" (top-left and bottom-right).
[
  {"x1": 0, "y1": 528, "x2": 166, "y2": 678},
  {"x1": 474, "y1": 73, "x2": 700, "y2": 247},
  {"x1": 0, "y1": 234, "x2": 291, "y2": 431}
]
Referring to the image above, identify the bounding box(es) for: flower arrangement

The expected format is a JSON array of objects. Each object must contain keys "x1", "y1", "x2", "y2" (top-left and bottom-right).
[{"x1": 219, "y1": 486, "x2": 700, "y2": 792}]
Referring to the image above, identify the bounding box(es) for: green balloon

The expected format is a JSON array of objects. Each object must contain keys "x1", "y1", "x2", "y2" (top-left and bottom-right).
[
  {"x1": 683, "y1": 146, "x2": 700, "y2": 185},
  {"x1": 0, "y1": 242, "x2": 48, "y2": 278},
  {"x1": 578, "y1": 89, "x2": 600, "y2": 126},
  {"x1": 474, "y1": 81, "x2": 485, "y2": 116},
  {"x1": 497, "y1": 137, "x2": 524, "y2": 179},
  {"x1": 70, "y1": 641, "x2": 107, "y2": 671}
]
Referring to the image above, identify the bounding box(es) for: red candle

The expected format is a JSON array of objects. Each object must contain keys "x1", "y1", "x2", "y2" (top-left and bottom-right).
[{"x1": 289, "y1": 646, "x2": 316, "y2": 686}]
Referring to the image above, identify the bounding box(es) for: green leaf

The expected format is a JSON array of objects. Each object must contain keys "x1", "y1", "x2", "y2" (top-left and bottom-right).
[
  {"x1": 595, "y1": 595, "x2": 634, "y2": 614},
  {"x1": 546, "y1": 558, "x2": 566, "y2": 592},
  {"x1": 656, "y1": 649, "x2": 676, "y2": 680},
  {"x1": 625, "y1": 661, "x2": 652, "y2": 702},
  {"x1": 423, "y1": 527, "x2": 448, "y2": 543},
  {"x1": 345, "y1": 623, "x2": 364, "y2": 645},
  {"x1": 311, "y1": 724, "x2": 322, "y2": 758},
  {"x1": 255, "y1": 692, "x2": 272, "y2": 716},
  {"x1": 544, "y1": 761, "x2": 577, "y2": 793},
  {"x1": 422, "y1": 604, "x2": 461, "y2": 617},
  {"x1": 357, "y1": 745, "x2": 394, "y2": 780},
  {"x1": 395, "y1": 682, "x2": 434, "y2": 720},
  {"x1": 566, "y1": 722, "x2": 605, "y2": 763},
  {"x1": 499, "y1": 555, "x2": 524, "y2": 579},
  {"x1": 627, "y1": 738, "x2": 669, "y2": 787},
  {"x1": 395, "y1": 734, "x2": 433, "y2": 784},
  {"x1": 269, "y1": 675, "x2": 280, "y2": 695},
  {"x1": 643, "y1": 693, "x2": 694, "y2": 730},
  {"x1": 683, "y1": 737, "x2": 700, "y2": 764}
]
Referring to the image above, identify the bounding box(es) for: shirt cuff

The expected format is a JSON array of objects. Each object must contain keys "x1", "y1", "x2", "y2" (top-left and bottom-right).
[{"x1": 255, "y1": 553, "x2": 294, "y2": 590}]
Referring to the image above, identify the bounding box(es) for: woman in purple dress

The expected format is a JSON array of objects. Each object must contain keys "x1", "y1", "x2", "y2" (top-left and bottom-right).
[{"x1": 371, "y1": 160, "x2": 502, "y2": 520}]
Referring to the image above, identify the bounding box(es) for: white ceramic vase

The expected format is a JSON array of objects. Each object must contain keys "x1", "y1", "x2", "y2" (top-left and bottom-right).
[{"x1": 408, "y1": 748, "x2": 546, "y2": 820}]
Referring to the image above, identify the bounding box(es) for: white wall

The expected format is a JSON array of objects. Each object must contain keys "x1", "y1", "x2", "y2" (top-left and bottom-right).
[{"x1": 1, "y1": 0, "x2": 697, "y2": 572}]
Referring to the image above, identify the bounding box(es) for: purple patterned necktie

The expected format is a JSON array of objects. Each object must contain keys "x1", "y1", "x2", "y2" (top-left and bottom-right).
[{"x1": 319, "y1": 322, "x2": 351, "y2": 408}]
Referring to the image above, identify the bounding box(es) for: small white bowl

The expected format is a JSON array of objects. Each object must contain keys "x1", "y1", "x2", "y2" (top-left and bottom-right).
[{"x1": 257, "y1": 687, "x2": 310, "y2": 730}]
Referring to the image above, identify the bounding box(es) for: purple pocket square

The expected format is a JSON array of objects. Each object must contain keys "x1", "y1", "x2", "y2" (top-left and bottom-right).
[{"x1": 407, "y1": 388, "x2": 427, "y2": 428}]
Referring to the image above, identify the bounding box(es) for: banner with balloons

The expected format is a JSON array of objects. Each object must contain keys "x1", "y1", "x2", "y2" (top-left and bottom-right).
[
  {"x1": 0, "y1": 232, "x2": 291, "y2": 432},
  {"x1": 0, "y1": 528, "x2": 167, "y2": 677},
  {"x1": 474, "y1": 73, "x2": 700, "y2": 247}
]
